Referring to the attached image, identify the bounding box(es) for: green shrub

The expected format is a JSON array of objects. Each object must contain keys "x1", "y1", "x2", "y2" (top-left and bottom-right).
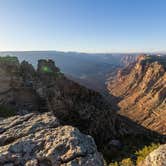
[
  {"x1": 0, "y1": 105, "x2": 17, "y2": 118},
  {"x1": 109, "y1": 161, "x2": 118, "y2": 166},
  {"x1": 0, "y1": 56, "x2": 18, "y2": 63},
  {"x1": 135, "y1": 143, "x2": 160, "y2": 165},
  {"x1": 109, "y1": 158, "x2": 134, "y2": 166},
  {"x1": 120, "y1": 158, "x2": 134, "y2": 166},
  {"x1": 107, "y1": 143, "x2": 160, "y2": 166}
]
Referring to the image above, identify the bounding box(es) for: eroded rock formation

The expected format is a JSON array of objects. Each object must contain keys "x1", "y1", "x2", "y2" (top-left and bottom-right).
[
  {"x1": 0, "y1": 57, "x2": 150, "y2": 146},
  {"x1": 107, "y1": 55, "x2": 166, "y2": 135}
]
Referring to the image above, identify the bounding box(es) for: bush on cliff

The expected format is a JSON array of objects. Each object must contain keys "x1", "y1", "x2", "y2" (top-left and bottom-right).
[{"x1": 0, "y1": 105, "x2": 17, "y2": 118}]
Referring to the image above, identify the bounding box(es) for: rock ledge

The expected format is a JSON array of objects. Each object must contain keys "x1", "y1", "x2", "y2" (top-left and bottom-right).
[{"x1": 0, "y1": 113, "x2": 103, "y2": 166}]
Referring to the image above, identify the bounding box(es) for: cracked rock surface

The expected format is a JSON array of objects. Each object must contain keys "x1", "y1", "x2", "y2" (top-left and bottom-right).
[{"x1": 0, "y1": 113, "x2": 104, "y2": 166}]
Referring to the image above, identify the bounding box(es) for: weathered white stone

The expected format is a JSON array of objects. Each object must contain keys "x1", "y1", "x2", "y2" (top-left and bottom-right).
[{"x1": 0, "y1": 113, "x2": 104, "y2": 166}]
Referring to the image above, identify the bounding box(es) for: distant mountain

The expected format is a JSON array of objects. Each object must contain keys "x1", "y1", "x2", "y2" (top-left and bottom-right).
[
  {"x1": 0, "y1": 51, "x2": 138, "y2": 93},
  {"x1": 107, "y1": 54, "x2": 166, "y2": 135}
]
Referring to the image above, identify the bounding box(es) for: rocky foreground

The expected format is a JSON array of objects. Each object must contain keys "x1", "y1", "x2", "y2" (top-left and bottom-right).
[
  {"x1": 1, "y1": 114, "x2": 166, "y2": 166},
  {"x1": 0, "y1": 112, "x2": 104, "y2": 166}
]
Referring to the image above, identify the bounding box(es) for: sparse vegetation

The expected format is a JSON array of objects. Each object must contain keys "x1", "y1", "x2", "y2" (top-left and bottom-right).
[
  {"x1": 0, "y1": 56, "x2": 18, "y2": 63},
  {"x1": 109, "y1": 161, "x2": 119, "y2": 166},
  {"x1": 135, "y1": 143, "x2": 160, "y2": 165},
  {"x1": 120, "y1": 158, "x2": 134, "y2": 166},
  {"x1": 0, "y1": 105, "x2": 17, "y2": 118},
  {"x1": 107, "y1": 142, "x2": 160, "y2": 166}
]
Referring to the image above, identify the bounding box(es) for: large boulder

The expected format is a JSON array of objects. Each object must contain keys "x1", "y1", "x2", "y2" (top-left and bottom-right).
[
  {"x1": 0, "y1": 112, "x2": 104, "y2": 166},
  {"x1": 141, "y1": 144, "x2": 166, "y2": 166}
]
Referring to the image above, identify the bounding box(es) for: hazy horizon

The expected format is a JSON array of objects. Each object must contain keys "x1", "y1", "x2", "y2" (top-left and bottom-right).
[{"x1": 0, "y1": 49, "x2": 165, "y2": 55}]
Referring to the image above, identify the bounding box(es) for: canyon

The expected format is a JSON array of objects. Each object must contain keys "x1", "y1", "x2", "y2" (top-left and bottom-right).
[
  {"x1": 107, "y1": 55, "x2": 166, "y2": 135},
  {"x1": 0, "y1": 55, "x2": 165, "y2": 166}
]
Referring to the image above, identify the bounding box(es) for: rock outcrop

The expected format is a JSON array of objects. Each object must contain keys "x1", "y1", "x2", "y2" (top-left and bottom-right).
[
  {"x1": 140, "y1": 144, "x2": 166, "y2": 166},
  {"x1": 0, "y1": 57, "x2": 40, "y2": 114},
  {"x1": 0, "y1": 112, "x2": 104, "y2": 166},
  {"x1": 107, "y1": 55, "x2": 166, "y2": 135}
]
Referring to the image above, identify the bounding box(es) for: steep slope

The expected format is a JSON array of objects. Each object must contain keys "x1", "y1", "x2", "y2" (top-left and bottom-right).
[
  {"x1": 107, "y1": 55, "x2": 166, "y2": 135},
  {"x1": 33, "y1": 59, "x2": 152, "y2": 146}
]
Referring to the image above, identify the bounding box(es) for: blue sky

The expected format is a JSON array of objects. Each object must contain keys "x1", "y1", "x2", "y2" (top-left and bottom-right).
[{"x1": 0, "y1": 0, "x2": 166, "y2": 52}]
